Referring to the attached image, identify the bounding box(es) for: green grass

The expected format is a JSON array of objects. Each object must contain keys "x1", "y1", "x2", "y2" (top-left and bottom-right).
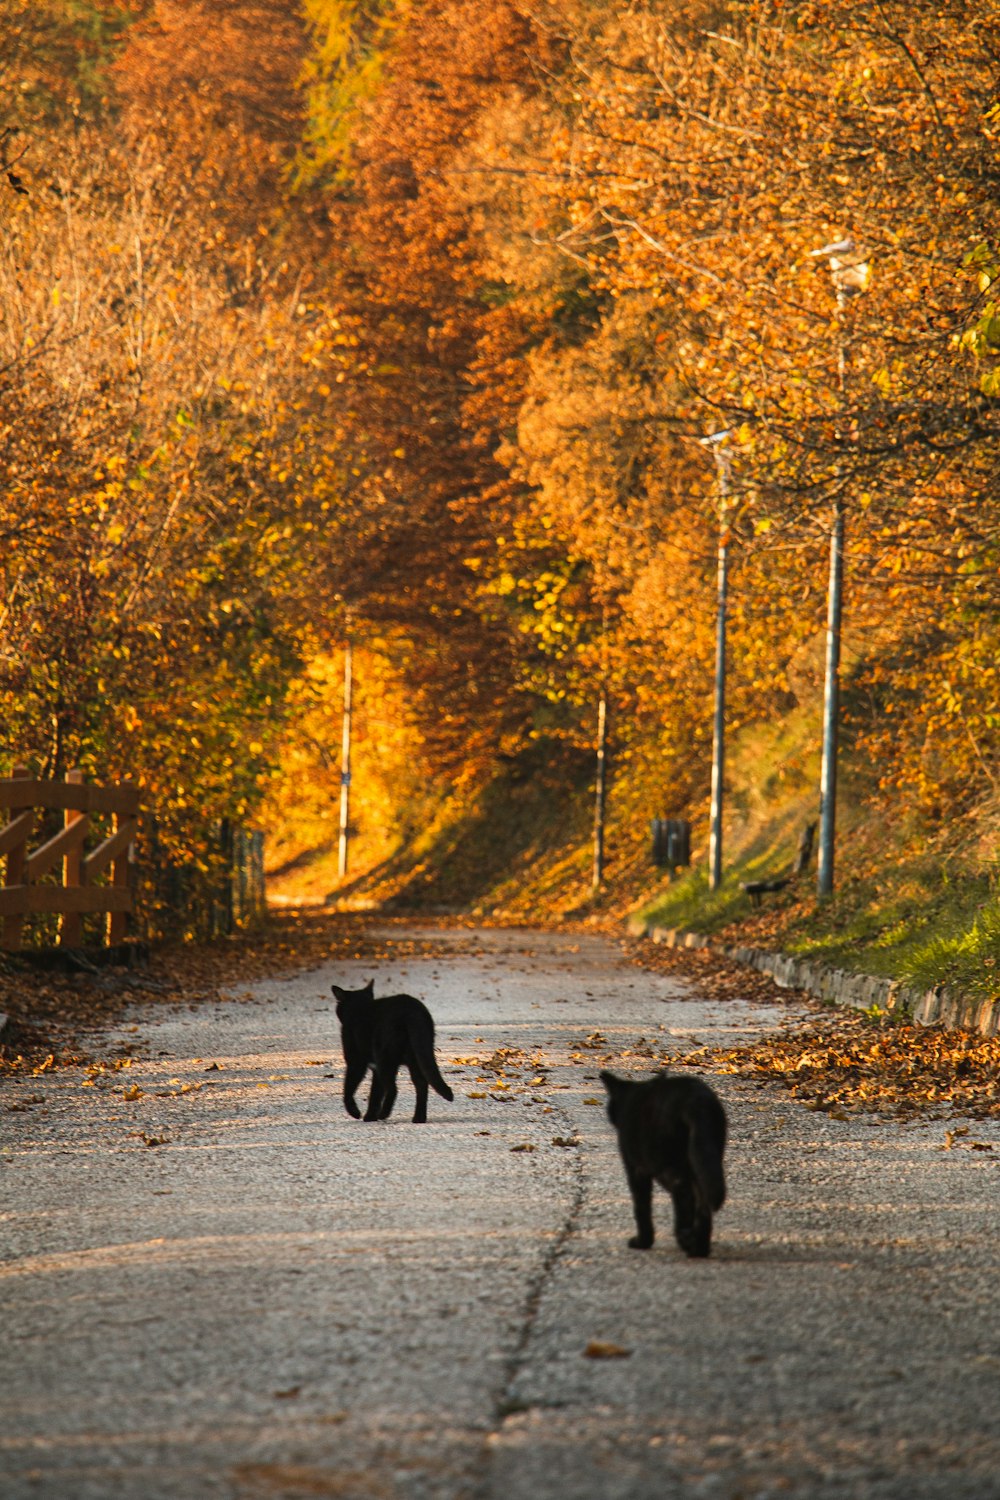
[
  {"x1": 633, "y1": 702, "x2": 1000, "y2": 1002},
  {"x1": 782, "y1": 866, "x2": 1000, "y2": 998}
]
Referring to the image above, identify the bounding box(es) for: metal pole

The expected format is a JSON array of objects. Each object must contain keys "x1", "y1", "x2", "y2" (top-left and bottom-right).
[
  {"x1": 338, "y1": 640, "x2": 353, "y2": 881},
  {"x1": 709, "y1": 523, "x2": 728, "y2": 891},
  {"x1": 818, "y1": 306, "x2": 848, "y2": 900},
  {"x1": 809, "y1": 239, "x2": 870, "y2": 899},
  {"x1": 592, "y1": 686, "x2": 608, "y2": 892},
  {"x1": 817, "y1": 497, "x2": 844, "y2": 898},
  {"x1": 700, "y1": 431, "x2": 733, "y2": 893}
]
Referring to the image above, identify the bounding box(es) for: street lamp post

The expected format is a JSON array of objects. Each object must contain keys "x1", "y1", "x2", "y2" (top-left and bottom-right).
[
  {"x1": 592, "y1": 683, "x2": 608, "y2": 893},
  {"x1": 809, "y1": 237, "x2": 870, "y2": 899},
  {"x1": 700, "y1": 429, "x2": 734, "y2": 893},
  {"x1": 338, "y1": 638, "x2": 353, "y2": 882}
]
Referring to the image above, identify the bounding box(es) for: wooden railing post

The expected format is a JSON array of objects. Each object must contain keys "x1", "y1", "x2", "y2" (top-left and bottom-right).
[
  {"x1": 1, "y1": 771, "x2": 139, "y2": 952},
  {"x1": 108, "y1": 781, "x2": 136, "y2": 946},
  {"x1": 60, "y1": 769, "x2": 87, "y2": 948},
  {"x1": 2, "y1": 765, "x2": 31, "y2": 951}
]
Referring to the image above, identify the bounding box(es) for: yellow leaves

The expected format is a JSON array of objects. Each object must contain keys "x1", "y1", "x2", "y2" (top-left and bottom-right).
[{"x1": 713, "y1": 1012, "x2": 1000, "y2": 1120}]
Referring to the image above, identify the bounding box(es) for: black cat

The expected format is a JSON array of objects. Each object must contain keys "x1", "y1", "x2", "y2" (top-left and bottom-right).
[
  {"x1": 332, "y1": 980, "x2": 454, "y2": 1123},
  {"x1": 600, "y1": 1070, "x2": 727, "y2": 1257}
]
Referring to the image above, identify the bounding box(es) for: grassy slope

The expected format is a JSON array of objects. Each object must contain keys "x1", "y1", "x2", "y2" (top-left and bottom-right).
[{"x1": 637, "y1": 712, "x2": 1000, "y2": 1004}]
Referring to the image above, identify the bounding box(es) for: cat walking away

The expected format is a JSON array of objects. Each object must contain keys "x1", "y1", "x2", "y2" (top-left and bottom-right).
[
  {"x1": 600, "y1": 1070, "x2": 727, "y2": 1257},
  {"x1": 333, "y1": 980, "x2": 454, "y2": 1123}
]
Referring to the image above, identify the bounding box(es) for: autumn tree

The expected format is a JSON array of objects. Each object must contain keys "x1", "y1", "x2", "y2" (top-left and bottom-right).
[
  {"x1": 0, "y1": 0, "x2": 349, "y2": 932},
  {"x1": 456, "y1": 0, "x2": 1000, "y2": 841}
]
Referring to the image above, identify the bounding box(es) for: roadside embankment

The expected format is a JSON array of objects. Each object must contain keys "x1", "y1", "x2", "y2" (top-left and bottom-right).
[{"x1": 629, "y1": 920, "x2": 1000, "y2": 1038}]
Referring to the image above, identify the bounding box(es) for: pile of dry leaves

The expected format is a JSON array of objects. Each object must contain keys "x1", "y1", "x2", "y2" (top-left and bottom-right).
[{"x1": 634, "y1": 940, "x2": 1000, "y2": 1120}]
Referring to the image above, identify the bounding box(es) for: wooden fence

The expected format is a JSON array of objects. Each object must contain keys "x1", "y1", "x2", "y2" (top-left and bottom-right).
[{"x1": 0, "y1": 767, "x2": 139, "y2": 951}]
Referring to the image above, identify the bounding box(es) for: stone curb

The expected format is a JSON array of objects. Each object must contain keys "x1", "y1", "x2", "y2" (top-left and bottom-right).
[{"x1": 628, "y1": 920, "x2": 1000, "y2": 1039}]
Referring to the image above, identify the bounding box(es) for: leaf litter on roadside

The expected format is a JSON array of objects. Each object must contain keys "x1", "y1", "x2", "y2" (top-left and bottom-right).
[
  {"x1": 0, "y1": 910, "x2": 472, "y2": 1081},
  {"x1": 631, "y1": 939, "x2": 1000, "y2": 1121}
]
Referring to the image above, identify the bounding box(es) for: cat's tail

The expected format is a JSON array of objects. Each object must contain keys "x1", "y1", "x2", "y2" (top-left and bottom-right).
[
  {"x1": 411, "y1": 1025, "x2": 454, "y2": 1102},
  {"x1": 687, "y1": 1105, "x2": 726, "y2": 1212}
]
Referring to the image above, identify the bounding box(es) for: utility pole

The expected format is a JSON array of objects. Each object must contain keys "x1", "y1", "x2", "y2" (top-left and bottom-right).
[
  {"x1": 592, "y1": 683, "x2": 608, "y2": 892},
  {"x1": 338, "y1": 639, "x2": 353, "y2": 882},
  {"x1": 817, "y1": 497, "x2": 845, "y2": 899},
  {"x1": 701, "y1": 430, "x2": 734, "y2": 893},
  {"x1": 809, "y1": 237, "x2": 871, "y2": 899}
]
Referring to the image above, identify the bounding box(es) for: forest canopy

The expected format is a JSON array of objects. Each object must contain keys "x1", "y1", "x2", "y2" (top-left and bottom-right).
[{"x1": 2, "y1": 0, "x2": 999, "y2": 925}]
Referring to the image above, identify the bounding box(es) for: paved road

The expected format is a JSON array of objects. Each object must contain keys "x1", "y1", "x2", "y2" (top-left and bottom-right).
[{"x1": 2, "y1": 927, "x2": 999, "y2": 1500}]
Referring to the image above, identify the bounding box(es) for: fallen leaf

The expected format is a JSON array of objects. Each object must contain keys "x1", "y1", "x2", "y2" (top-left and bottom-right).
[
  {"x1": 584, "y1": 1341, "x2": 632, "y2": 1360},
  {"x1": 510, "y1": 1143, "x2": 536, "y2": 1152}
]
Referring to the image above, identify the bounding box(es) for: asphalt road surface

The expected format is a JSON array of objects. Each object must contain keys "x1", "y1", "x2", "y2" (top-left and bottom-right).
[{"x1": 2, "y1": 926, "x2": 999, "y2": 1500}]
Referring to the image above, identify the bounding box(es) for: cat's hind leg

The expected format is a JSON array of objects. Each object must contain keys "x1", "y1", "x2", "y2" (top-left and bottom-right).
[
  {"x1": 668, "y1": 1177, "x2": 712, "y2": 1258},
  {"x1": 626, "y1": 1166, "x2": 655, "y2": 1249},
  {"x1": 409, "y1": 1065, "x2": 429, "y2": 1123},
  {"x1": 376, "y1": 1065, "x2": 399, "y2": 1119}
]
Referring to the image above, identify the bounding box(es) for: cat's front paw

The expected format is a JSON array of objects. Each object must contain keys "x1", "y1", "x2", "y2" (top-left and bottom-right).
[
  {"x1": 344, "y1": 1099, "x2": 362, "y2": 1119},
  {"x1": 627, "y1": 1234, "x2": 654, "y2": 1250}
]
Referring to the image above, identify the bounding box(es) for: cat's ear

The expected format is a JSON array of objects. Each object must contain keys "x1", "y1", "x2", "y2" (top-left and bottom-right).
[
  {"x1": 599, "y1": 1069, "x2": 622, "y2": 1095},
  {"x1": 363, "y1": 979, "x2": 374, "y2": 998}
]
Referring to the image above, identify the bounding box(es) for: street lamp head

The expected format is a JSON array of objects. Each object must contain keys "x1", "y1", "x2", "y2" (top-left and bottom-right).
[
  {"x1": 810, "y1": 237, "x2": 857, "y2": 259},
  {"x1": 810, "y1": 236, "x2": 871, "y2": 304},
  {"x1": 699, "y1": 429, "x2": 734, "y2": 495}
]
